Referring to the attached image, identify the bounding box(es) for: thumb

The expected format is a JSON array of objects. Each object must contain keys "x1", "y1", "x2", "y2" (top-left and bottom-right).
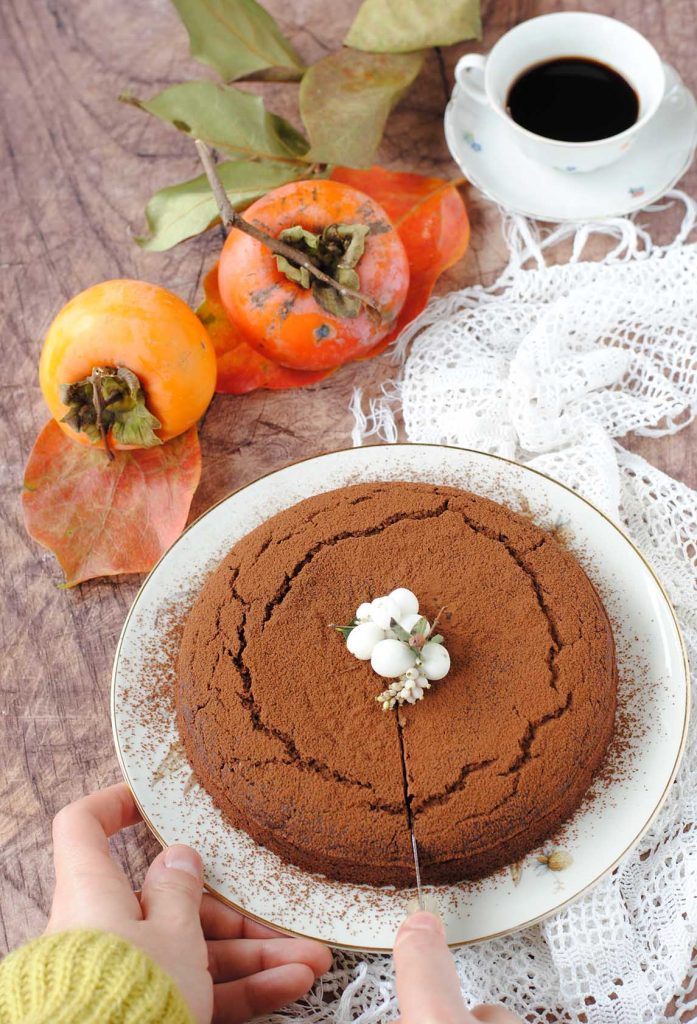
[
  {"x1": 141, "y1": 844, "x2": 204, "y2": 932},
  {"x1": 393, "y1": 911, "x2": 474, "y2": 1024}
]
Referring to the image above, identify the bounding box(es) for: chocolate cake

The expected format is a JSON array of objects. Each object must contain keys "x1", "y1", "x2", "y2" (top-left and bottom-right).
[{"x1": 175, "y1": 481, "x2": 617, "y2": 886}]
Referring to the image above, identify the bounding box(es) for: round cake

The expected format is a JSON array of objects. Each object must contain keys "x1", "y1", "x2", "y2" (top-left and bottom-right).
[{"x1": 175, "y1": 481, "x2": 617, "y2": 886}]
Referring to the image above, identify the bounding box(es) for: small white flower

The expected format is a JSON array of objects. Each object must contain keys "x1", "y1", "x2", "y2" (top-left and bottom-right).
[
  {"x1": 404, "y1": 667, "x2": 419, "y2": 680},
  {"x1": 377, "y1": 678, "x2": 404, "y2": 710}
]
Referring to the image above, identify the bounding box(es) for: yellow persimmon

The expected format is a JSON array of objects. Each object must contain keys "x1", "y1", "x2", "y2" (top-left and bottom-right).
[{"x1": 39, "y1": 279, "x2": 216, "y2": 451}]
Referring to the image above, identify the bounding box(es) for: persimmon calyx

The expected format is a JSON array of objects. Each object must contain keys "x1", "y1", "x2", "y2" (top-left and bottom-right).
[
  {"x1": 275, "y1": 222, "x2": 371, "y2": 319},
  {"x1": 59, "y1": 366, "x2": 162, "y2": 452}
]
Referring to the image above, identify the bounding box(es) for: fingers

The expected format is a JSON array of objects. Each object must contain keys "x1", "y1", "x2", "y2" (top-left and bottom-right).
[
  {"x1": 140, "y1": 844, "x2": 204, "y2": 935},
  {"x1": 199, "y1": 892, "x2": 284, "y2": 941},
  {"x1": 49, "y1": 783, "x2": 142, "y2": 925},
  {"x1": 212, "y1": 963, "x2": 317, "y2": 1024},
  {"x1": 394, "y1": 912, "x2": 474, "y2": 1024},
  {"x1": 52, "y1": 783, "x2": 141, "y2": 878},
  {"x1": 208, "y1": 935, "x2": 332, "y2": 983},
  {"x1": 471, "y1": 1006, "x2": 524, "y2": 1023}
]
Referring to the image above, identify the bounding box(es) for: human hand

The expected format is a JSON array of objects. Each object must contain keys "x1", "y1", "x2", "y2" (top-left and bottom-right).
[
  {"x1": 46, "y1": 783, "x2": 332, "y2": 1024},
  {"x1": 393, "y1": 911, "x2": 523, "y2": 1023}
]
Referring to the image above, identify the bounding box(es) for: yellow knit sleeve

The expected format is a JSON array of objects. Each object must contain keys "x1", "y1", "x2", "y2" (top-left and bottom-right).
[{"x1": 0, "y1": 929, "x2": 195, "y2": 1024}]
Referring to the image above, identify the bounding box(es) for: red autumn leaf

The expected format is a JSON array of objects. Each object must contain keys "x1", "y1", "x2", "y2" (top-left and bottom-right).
[
  {"x1": 198, "y1": 267, "x2": 333, "y2": 395},
  {"x1": 200, "y1": 167, "x2": 469, "y2": 392},
  {"x1": 331, "y1": 165, "x2": 470, "y2": 358},
  {"x1": 22, "y1": 421, "x2": 202, "y2": 586}
]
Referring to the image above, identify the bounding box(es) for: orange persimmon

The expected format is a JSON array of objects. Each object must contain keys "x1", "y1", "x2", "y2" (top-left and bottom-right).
[
  {"x1": 217, "y1": 179, "x2": 410, "y2": 371},
  {"x1": 39, "y1": 280, "x2": 216, "y2": 451}
]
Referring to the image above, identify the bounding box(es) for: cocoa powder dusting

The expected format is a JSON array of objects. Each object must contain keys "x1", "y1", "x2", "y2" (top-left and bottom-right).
[{"x1": 173, "y1": 481, "x2": 618, "y2": 887}]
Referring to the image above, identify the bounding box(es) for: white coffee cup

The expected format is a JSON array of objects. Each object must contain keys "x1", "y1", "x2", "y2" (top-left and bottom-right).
[{"x1": 454, "y1": 12, "x2": 666, "y2": 173}]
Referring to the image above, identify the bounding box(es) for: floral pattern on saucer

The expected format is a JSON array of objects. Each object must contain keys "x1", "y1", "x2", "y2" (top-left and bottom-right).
[{"x1": 462, "y1": 130, "x2": 482, "y2": 152}]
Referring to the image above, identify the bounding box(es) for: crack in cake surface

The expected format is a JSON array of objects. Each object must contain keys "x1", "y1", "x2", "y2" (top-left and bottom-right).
[
  {"x1": 396, "y1": 508, "x2": 573, "y2": 823},
  {"x1": 457, "y1": 511, "x2": 563, "y2": 693},
  {"x1": 230, "y1": 504, "x2": 578, "y2": 824},
  {"x1": 499, "y1": 691, "x2": 574, "y2": 777},
  {"x1": 413, "y1": 758, "x2": 496, "y2": 812},
  {"x1": 260, "y1": 501, "x2": 450, "y2": 630}
]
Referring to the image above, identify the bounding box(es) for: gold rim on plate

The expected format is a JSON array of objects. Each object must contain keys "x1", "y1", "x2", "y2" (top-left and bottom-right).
[{"x1": 111, "y1": 442, "x2": 690, "y2": 952}]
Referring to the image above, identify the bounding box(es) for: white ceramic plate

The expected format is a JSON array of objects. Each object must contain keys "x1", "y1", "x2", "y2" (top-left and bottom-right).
[
  {"x1": 112, "y1": 445, "x2": 688, "y2": 951},
  {"x1": 444, "y1": 62, "x2": 697, "y2": 221}
]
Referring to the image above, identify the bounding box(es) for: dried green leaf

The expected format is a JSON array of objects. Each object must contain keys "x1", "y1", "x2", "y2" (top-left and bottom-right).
[
  {"x1": 274, "y1": 222, "x2": 370, "y2": 318},
  {"x1": 346, "y1": 0, "x2": 480, "y2": 53},
  {"x1": 121, "y1": 82, "x2": 309, "y2": 161},
  {"x1": 390, "y1": 621, "x2": 411, "y2": 642},
  {"x1": 412, "y1": 616, "x2": 430, "y2": 636},
  {"x1": 311, "y1": 273, "x2": 361, "y2": 319},
  {"x1": 275, "y1": 256, "x2": 311, "y2": 288},
  {"x1": 299, "y1": 49, "x2": 423, "y2": 168},
  {"x1": 170, "y1": 0, "x2": 305, "y2": 81},
  {"x1": 335, "y1": 223, "x2": 370, "y2": 269},
  {"x1": 278, "y1": 225, "x2": 320, "y2": 252},
  {"x1": 60, "y1": 367, "x2": 163, "y2": 448},
  {"x1": 137, "y1": 160, "x2": 304, "y2": 251},
  {"x1": 331, "y1": 621, "x2": 357, "y2": 638}
]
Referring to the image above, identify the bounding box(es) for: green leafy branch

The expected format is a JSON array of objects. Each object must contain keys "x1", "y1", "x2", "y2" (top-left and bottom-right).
[{"x1": 120, "y1": 0, "x2": 480, "y2": 251}]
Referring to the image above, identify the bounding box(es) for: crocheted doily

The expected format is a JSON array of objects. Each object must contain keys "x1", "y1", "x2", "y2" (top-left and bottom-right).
[{"x1": 274, "y1": 194, "x2": 697, "y2": 1024}]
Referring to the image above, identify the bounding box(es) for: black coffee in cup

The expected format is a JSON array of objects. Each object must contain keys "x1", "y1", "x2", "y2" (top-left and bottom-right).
[{"x1": 506, "y1": 57, "x2": 639, "y2": 143}]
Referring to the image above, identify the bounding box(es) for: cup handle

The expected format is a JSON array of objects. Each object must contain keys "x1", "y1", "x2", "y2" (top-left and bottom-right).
[
  {"x1": 454, "y1": 53, "x2": 488, "y2": 104},
  {"x1": 662, "y1": 62, "x2": 683, "y2": 100}
]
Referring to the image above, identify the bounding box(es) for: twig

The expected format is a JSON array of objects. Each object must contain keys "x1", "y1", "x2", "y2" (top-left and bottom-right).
[
  {"x1": 194, "y1": 139, "x2": 385, "y2": 320},
  {"x1": 435, "y1": 47, "x2": 450, "y2": 106},
  {"x1": 429, "y1": 606, "x2": 447, "y2": 636},
  {"x1": 90, "y1": 369, "x2": 114, "y2": 462}
]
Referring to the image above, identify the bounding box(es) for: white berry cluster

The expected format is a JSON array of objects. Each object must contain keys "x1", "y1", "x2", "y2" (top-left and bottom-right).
[{"x1": 334, "y1": 588, "x2": 450, "y2": 711}]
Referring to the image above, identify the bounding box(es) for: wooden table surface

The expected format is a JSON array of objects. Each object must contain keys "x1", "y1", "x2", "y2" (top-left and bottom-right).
[{"x1": 2, "y1": 0, "x2": 696, "y2": 962}]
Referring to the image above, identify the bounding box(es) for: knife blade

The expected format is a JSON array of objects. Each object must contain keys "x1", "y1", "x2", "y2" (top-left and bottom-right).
[{"x1": 410, "y1": 828, "x2": 425, "y2": 911}]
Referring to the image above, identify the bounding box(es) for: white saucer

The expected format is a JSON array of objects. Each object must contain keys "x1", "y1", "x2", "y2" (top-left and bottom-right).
[
  {"x1": 445, "y1": 63, "x2": 697, "y2": 221},
  {"x1": 111, "y1": 445, "x2": 688, "y2": 951}
]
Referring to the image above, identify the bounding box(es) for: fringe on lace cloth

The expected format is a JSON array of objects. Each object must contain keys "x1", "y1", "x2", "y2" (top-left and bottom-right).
[{"x1": 276, "y1": 192, "x2": 697, "y2": 1024}]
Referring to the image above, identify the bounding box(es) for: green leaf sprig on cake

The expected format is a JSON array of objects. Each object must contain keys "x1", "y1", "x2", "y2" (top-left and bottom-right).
[{"x1": 332, "y1": 588, "x2": 450, "y2": 710}]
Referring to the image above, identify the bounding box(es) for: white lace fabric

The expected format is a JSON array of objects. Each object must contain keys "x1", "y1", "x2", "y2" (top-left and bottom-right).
[{"x1": 282, "y1": 193, "x2": 697, "y2": 1024}]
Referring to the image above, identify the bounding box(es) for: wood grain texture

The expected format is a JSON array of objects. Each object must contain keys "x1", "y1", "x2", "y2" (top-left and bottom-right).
[{"x1": 1, "y1": 0, "x2": 696, "y2": 960}]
